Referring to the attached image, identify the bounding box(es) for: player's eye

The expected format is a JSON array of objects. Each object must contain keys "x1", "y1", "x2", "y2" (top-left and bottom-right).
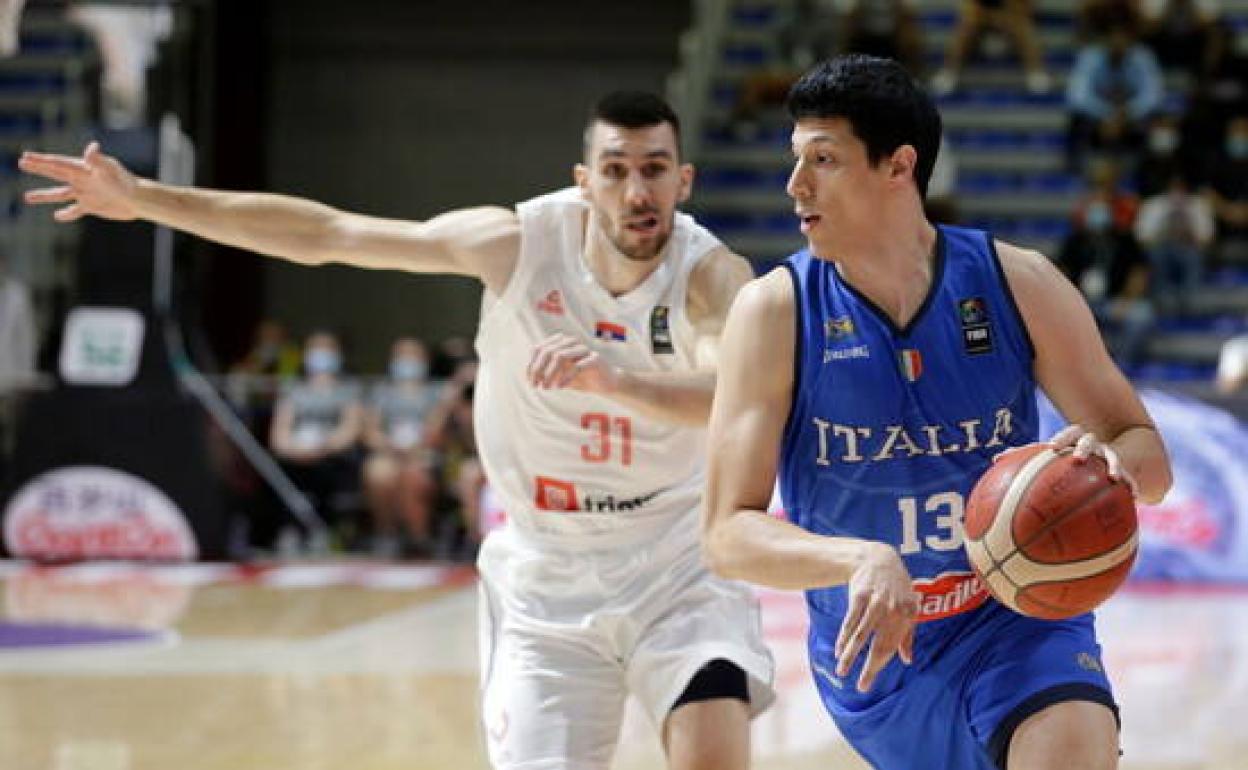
[
  {"x1": 641, "y1": 163, "x2": 668, "y2": 179},
  {"x1": 602, "y1": 164, "x2": 627, "y2": 180}
]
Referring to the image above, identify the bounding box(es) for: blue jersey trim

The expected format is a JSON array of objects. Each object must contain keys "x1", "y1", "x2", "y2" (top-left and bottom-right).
[
  {"x1": 780, "y1": 261, "x2": 804, "y2": 469},
  {"x1": 985, "y1": 233, "x2": 1037, "y2": 361},
  {"x1": 831, "y1": 227, "x2": 947, "y2": 338}
]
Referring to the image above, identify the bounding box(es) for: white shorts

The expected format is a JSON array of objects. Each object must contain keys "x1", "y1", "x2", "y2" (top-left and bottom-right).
[{"x1": 476, "y1": 517, "x2": 775, "y2": 770}]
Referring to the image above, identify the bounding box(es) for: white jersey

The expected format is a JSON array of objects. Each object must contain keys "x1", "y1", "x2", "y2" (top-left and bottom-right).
[{"x1": 474, "y1": 187, "x2": 721, "y2": 549}]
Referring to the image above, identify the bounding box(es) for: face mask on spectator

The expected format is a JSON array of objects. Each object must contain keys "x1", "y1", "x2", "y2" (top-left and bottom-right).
[
  {"x1": 1085, "y1": 202, "x2": 1112, "y2": 232},
  {"x1": 1149, "y1": 129, "x2": 1179, "y2": 155},
  {"x1": 390, "y1": 357, "x2": 427, "y2": 381},
  {"x1": 1229, "y1": 135, "x2": 1248, "y2": 160},
  {"x1": 305, "y1": 348, "x2": 341, "y2": 376}
]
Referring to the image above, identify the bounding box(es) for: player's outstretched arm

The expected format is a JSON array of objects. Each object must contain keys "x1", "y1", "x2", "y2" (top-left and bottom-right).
[
  {"x1": 527, "y1": 247, "x2": 753, "y2": 425},
  {"x1": 19, "y1": 142, "x2": 521, "y2": 293},
  {"x1": 703, "y1": 269, "x2": 917, "y2": 692},
  {"x1": 997, "y1": 241, "x2": 1173, "y2": 503}
]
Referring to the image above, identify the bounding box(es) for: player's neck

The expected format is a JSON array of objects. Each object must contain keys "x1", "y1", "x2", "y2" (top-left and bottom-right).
[
  {"x1": 834, "y1": 219, "x2": 938, "y2": 329},
  {"x1": 583, "y1": 215, "x2": 666, "y2": 297}
]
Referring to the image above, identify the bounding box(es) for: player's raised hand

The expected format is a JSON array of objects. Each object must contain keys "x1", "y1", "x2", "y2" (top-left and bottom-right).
[
  {"x1": 19, "y1": 142, "x2": 140, "y2": 223},
  {"x1": 526, "y1": 333, "x2": 620, "y2": 394},
  {"x1": 835, "y1": 541, "x2": 917, "y2": 693},
  {"x1": 1048, "y1": 424, "x2": 1140, "y2": 497}
]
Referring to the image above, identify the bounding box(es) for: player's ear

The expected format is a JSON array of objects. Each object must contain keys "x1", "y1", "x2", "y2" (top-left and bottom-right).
[
  {"x1": 574, "y1": 163, "x2": 590, "y2": 191},
  {"x1": 678, "y1": 162, "x2": 695, "y2": 204},
  {"x1": 889, "y1": 145, "x2": 917, "y2": 187}
]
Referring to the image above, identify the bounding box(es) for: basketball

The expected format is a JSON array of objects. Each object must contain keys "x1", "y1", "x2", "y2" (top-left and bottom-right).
[{"x1": 964, "y1": 443, "x2": 1138, "y2": 620}]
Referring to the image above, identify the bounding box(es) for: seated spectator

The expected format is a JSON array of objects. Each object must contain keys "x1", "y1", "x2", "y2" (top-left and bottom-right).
[
  {"x1": 731, "y1": 0, "x2": 838, "y2": 137},
  {"x1": 1135, "y1": 113, "x2": 1202, "y2": 198},
  {"x1": 1216, "y1": 333, "x2": 1248, "y2": 394},
  {"x1": 1204, "y1": 114, "x2": 1248, "y2": 262},
  {"x1": 1182, "y1": 21, "x2": 1248, "y2": 158},
  {"x1": 269, "y1": 331, "x2": 363, "y2": 536},
  {"x1": 1066, "y1": 20, "x2": 1164, "y2": 172},
  {"x1": 231, "y1": 319, "x2": 301, "y2": 378},
  {"x1": 425, "y1": 360, "x2": 484, "y2": 558},
  {"x1": 838, "y1": 0, "x2": 925, "y2": 77},
  {"x1": 361, "y1": 338, "x2": 438, "y2": 558},
  {"x1": 1138, "y1": 0, "x2": 1220, "y2": 77},
  {"x1": 1057, "y1": 162, "x2": 1154, "y2": 365},
  {"x1": 1136, "y1": 169, "x2": 1215, "y2": 312},
  {"x1": 931, "y1": 0, "x2": 1052, "y2": 96},
  {"x1": 1077, "y1": 0, "x2": 1139, "y2": 43}
]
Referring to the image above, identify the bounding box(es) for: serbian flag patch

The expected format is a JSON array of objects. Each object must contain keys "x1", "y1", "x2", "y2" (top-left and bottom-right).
[
  {"x1": 898, "y1": 349, "x2": 923, "y2": 382},
  {"x1": 594, "y1": 321, "x2": 628, "y2": 342}
]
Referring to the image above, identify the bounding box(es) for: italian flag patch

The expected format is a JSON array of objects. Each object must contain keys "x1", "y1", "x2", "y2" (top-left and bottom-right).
[{"x1": 898, "y1": 349, "x2": 923, "y2": 382}]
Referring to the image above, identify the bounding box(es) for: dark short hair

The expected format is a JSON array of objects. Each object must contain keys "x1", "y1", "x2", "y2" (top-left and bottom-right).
[
  {"x1": 786, "y1": 55, "x2": 942, "y2": 197},
  {"x1": 584, "y1": 90, "x2": 682, "y2": 158}
]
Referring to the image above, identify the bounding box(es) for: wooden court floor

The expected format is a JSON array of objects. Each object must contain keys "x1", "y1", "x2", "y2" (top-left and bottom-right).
[{"x1": 1, "y1": 560, "x2": 1246, "y2": 770}]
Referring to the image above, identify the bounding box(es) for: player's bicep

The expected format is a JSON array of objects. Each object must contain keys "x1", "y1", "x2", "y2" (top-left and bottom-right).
[
  {"x1": 1000, "y1": 243, "x2": 1153, "y2": 436},
  {"x1": 687, "y1": 248, "x2": 756, "y2": 370},
  {"x1": 328, "y1": 206, "x2": 521, "y2": 293},
  {"x1": 704, "y1": 272, "x2": 795, "y2": 531}
]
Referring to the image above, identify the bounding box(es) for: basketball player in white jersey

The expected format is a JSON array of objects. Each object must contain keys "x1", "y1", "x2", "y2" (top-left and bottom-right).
[{"x1": 20, "y1": 91, "x2": 775, "y2": 769}]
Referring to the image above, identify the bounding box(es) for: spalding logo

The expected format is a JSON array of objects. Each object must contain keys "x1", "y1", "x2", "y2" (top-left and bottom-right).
[{"x1": 3, "y1": 467, "x2": 198, "y2": 560}]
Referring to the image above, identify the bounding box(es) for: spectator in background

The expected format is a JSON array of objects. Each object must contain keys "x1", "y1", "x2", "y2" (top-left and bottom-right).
[
  {"x1": 1204, "y1": 114, "x2": 1248, "y2": 262},
  {"x1": 1216, "y1": 333, "x2": 1248, "y2": 394},
  {"x1": 1138, "y1": 0, "x2": 1220, "y2": 77},
  {"x1": 231, "y1": 319, "x2": 301, "y2": 378},
  {"x1": 931, "y1": 0, "x2": 1052, "y2": 96},
  {"x1": 425, "y1": 359, "x2": 484, "y2": 558},
  {"x1": 270, "y1": 330, "x2": 363, "y2": 539},
  {"x1": 1135, "y1": 112, "x2": 1201, "y2": 198},
  {"x1": 0, "y1": 248, "x2": 36, "y2": 391},
  {"x1": 1183, "y1": 21, "x2": 1248, "y2": 157},
  {"x1": 1136, "y1": 169, "x2": 1215, "y2": 312},
  {"x1": 1066, "y1": 20, "x2": 1163, "y2": 171},
  {"x1": 838, "y1": 0, "x2": 925, "y2": 77},
  {"x1": 361, "y1": 337, "x2": 438, "y2": 559},
  {"x1": 1057, "y1": 161, "x2": 1154, "y2": 365},
  {"x1": 0, "y1": 0, "x2": 24, "y2": 56},
  {"x1": 1076, "y1": 0, "x2": 1138, "y2": 42},
  {"x1": 731, "y1": 0, "x2": 839, "y2": 138},
  {"x1": 67, "y1": 1, "x2": 172, "y2": 128}
]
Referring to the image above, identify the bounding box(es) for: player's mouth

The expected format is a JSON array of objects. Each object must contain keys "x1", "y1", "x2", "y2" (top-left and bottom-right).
[
  {"x1": 798, "y1": 213, "x2": 822, "y2": 234},
  {"x1": 624, "y1": 215, "x2": 660, "y2": 236}
]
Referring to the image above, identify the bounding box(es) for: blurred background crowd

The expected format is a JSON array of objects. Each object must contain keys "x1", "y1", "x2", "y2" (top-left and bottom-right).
[{"x1": 0, "y1": 0, "x2": 1245, "y2": 564}]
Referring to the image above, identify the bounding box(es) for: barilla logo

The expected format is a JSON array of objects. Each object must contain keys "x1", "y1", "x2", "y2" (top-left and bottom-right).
[
  {"x1": 594, "y1": 321, "x2": 628, "y2": 342},
  {"x1": 537, "y1": 290, "x2": 565, "y2": 315},
  {"x1": 912, "y1": 571, "x2": 988, "y2": 622}
]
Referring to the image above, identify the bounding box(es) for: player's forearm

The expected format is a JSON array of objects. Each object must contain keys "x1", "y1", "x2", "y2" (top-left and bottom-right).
[
  {"x1": 1109, "y1": 424, "x2": 1171, "y2": 504},
  {"x1": 703, "y1": 508, "x2": 870, "y2": 590},
  {"x1": 606, "y1": 370, "x2": 715, "y2": 426},
  {"x1": 132, "y1": 179, "x2": 343, "y2": 266}
]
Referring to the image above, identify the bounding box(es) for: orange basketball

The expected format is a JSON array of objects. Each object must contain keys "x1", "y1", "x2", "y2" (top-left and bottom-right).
[{"x1": 964, "y1": 443, "x2": 1138, "y2": 620}]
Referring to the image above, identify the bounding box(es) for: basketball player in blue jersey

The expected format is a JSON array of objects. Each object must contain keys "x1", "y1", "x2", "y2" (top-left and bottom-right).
[{"x1": 704, "y1": 55, "x2": 1172, "y2": 770}]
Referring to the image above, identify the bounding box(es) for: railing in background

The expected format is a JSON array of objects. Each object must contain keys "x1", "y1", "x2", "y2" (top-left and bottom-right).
[{"x1": 667, "y1": 0, "x2": 730, "y2": 163}]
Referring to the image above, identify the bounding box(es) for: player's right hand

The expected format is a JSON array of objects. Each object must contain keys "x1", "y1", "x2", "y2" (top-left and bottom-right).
[
  {"x1": 19, "y1": 142, "x2": 139, "y2": 222},
  {"x1": 835, "y1": 541, "x2": 917, "y2": 693}
]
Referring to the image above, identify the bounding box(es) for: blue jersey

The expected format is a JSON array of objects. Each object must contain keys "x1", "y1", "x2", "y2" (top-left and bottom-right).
[
  {"x1": 780, "y1": 227, "x2": 1117, "y2": 770},
  {"x1": 780, "y1": 225, "x2": 1039, "y2": 647}
]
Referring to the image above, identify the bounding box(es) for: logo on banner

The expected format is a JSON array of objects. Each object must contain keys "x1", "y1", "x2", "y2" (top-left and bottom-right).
[
  {"x1": 534, "y1": 476, "x2": 579, "y2": 512},
  {"x1": 2, "y1": 467, "x2": 198, "y2": 560},
  {"x1": 650, "y1": 305, "x2": 674, "y2": 354},
  {"x1": 957, "y1": 297, "x2": 993, "y2": 355},
  {"x1": 594, "y1": 321, "x2": 628, "y2": 343},
  {"x1": 58, "y1": 307, "x2": 146, "y2": 386}
]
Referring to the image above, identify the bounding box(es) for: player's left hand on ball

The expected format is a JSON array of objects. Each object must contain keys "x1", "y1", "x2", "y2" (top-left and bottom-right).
[
  {"x1": 836, "y1": 542, "x2": 918, "y2": 693},
  {"x1": 526, "y1": 334, "x2": 620, "y2": 393},
  {"x1": 1049, "y1": 425, "x2": 1140, "y2": 497}
]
